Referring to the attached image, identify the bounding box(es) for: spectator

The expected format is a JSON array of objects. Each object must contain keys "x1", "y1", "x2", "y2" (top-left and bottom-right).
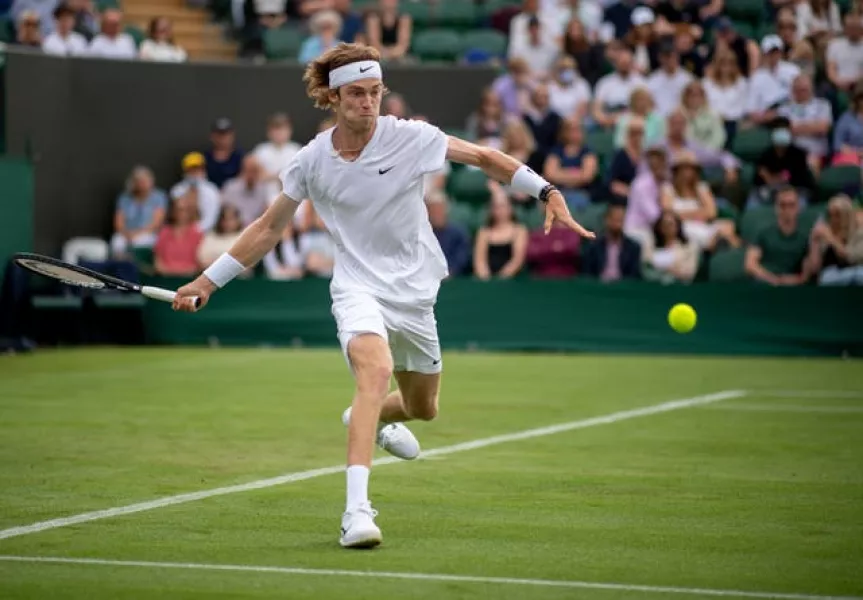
[
  {"x1": 675, "y1": 26, "x2": 706, "y2": 77},
  {"x1": 491, "y1": 58, "x2": 533, "y2": 117},
  {"x1": 625, "y1": 6, "x2": 658, "y2": 75},
  {"x1": 11, "y1": 0, "x2": 56, "y2": 37},
  {"x1": 603, "y1": 0, "x2": 640, "y2": 39},
  {"x1": 826, "y1": 13, "x2": 863, "y2": 94},
  {"x1": 660, "y1": 109, "x2": 740, "y2": 182},
  {"x1": 592, "y1": 43, "x2": 647, "y2": 129},
  {"x1": 641, "y1": 209, "x2": 700, "y2": 283},
  {"x1": 543, "y1": 117, "x2": 598, "y2": 210},
  {"x1": 796, "y1": 0, "x2": 841, "y2": 38},
  {"x1": 522, "y1": 83, "x2": 563, "y2": 153},
  {"x1": 500, "y1": 118, "x2": 545, "y2": 189},
  {"x1": 808, "y1": 194, "x2": 863, "y2": 284},
  {"x1": 473, "y1": 189, "x2": 528, "y2": 280},
  {"x1": 42, "y1": 3, "x2": 87, "y2": 56},
  {"x1": 526, "y1": 200, "x2": 582, "y2": 278},
  {"x1": 745, "y1": 184, "x2": 816, "y2": 285},
  {"x1": 333, "y1": 0, "x2": 364, "y2": 44},
  {"x1": 139, "y1": 16, "x2": 187, "y2": 62},
  {"x1": 426, "y1": 195, "x2": 471, "y2": 278},
  {"x1": 509, "y1": 0, "x2": 554, "y2": 55},
  {"x1": 776, "y1": 8, "x2": 801, "y2": 55},
  {"x1": 660, "y1": 150, "x2": 739, "y2": 251},
  {"x1": 681, "y1": 80, "x2": 726, "y2": 152},
  {"x1": 707, "y1": 17, "x2": 760, "y2": 78},
  {"x1": 110, "y1": 166, "x2": 167, "y2": 258},
  {"x1": 625, "y1": 145, "x2": 669, "y2": 246},
  {"x1": 299, "y1": 9, "x2": 342, "y2": 64},
  {"x1": 508, "y1": 14, "x2": 560, "y2": 79},
  {"x1": 750, "y1": 116, "x2": 816, "y2": 207},
  {"x1": 778, "y1": 74, "x2": 833, "y2": 173},
  {"x1": 746, "y1": 35, "x2": 801, "y2": 126},
  {"x1": 297, "y1": 202, "x2": 335, "y2": 278},
  {"x1": 221, "y1": 155, "x2": 270, "y2": 227},
  {"x1": 87, "y1": 9, "x2": 137, "y2": 60},
  {"x1": 382, "y1": 92, "x2": 410, "y2": 119},
  {"x1": 607, "y1": 115, "x2": 646, "y2": 204},
  {"x1": 544, "y1": 0, "x2": 603, "y2": 40},
  {"x1": 153, "y1": 195, "x2": 204, "y2": 277},
  {"x1": 465, "y1": 88, "x2": 507, "y2": 147},
  {"x1": 15, "y1": 10, "x2": 43, "y2": 47},
  {"x1": 788, "y1": 38, "x2": 816, "y2": 81},
  {"x1": 562, "y1": 18, "x2": 605, "y2": 86},
  {"x1": 582, "y1": 204, "x2": 642, "y2": 281},
  {"x1": 614, "y1": 87, "x2": 664, "y2": 149},
  {"x1": 548, "y1": 55, "x2": 592, "y2": 121},
  {"x1": 253, "y1": 112, "x2": 301, "y2": 198},
  {"x1": 704, "y1": 49, "x2": 749, "y2": 148},
  {"x1": 647, "y1": 42, "x2": 694, "y2": 117},
  {"x1": 832, "y1": 86, "x2": 863, "y2": 166},
  {"x1": 365, "y1": 0, "x2": 412, "y2": 62},
  {"x1": 170, "y1": 152, "x2": 221, "y2": 232},
  {"x1": 204, "y1": 117, "x2": 244, "y2": 188},
  {"x1": 66, "y1": 0, "x2": 97, "y2": 40},
  {"x1": 654, "y1": 0, "x2": 704, "y2": 40},
  {"x1": 197, "y1": 205, "x2": 248, "y2": 274},
  {"x1": 263, "y1": 221, "x2": 304, "y2": 280}
]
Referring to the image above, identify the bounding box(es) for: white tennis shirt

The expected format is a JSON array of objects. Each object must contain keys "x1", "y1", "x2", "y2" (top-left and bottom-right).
[{"x1": 280, "y1": 116, "x2": 450, "y2": 302}]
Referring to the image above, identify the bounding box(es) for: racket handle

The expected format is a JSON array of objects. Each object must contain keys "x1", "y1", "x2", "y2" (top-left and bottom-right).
[{"x1": 141, "y1": 286, "x2": 202, "y2": 309}]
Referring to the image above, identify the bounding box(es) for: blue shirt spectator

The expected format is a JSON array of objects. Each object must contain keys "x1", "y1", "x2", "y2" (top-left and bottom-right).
[
  {"x1": 205, "y1": 117, "x2": 244, "y2": 188},
  {"x1": 427, "y1": 198, "x2": 471, "y2": 277},
  {"x1": 110, "y1": 166, "x2": 168, "y2": 257},
  {"x1": 582, "y1": 205, "x2": 643, "y2": 281},
  {"x1": 336, "y1": 0, "x2": 364, "y2": 43},
  {"x1": 299, "y1": 10, "x2": 342, "y2": 63},
  {"x1": 833, "y1": 93, "x2": 863, "y2": 159},
  {"x1": 11, "y1": 0, "x2": 56, "y2": 37}
]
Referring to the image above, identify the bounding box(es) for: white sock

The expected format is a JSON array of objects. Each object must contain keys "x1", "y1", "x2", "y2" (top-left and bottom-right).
[{"x1": 346, "y1": 465, "x2": 370, "y2": 511}]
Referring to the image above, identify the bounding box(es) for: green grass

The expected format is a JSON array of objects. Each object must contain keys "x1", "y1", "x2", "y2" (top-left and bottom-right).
[{"x1": 0, "y1": 349, "x2": 862, "y2": 599}]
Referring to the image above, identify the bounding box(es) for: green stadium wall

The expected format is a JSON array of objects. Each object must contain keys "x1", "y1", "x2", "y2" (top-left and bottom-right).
[
  {"x1": 0, "y1": 157, "x2": 34, "y2": 279},
  {"x1": 143, "y1": 277, "x2": 863, "y2": 357}
]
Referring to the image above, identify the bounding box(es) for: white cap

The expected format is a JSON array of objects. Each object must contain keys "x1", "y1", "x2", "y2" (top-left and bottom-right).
[
  {"x1": 760, "y1": 34, "x2": 784, "y2": 53},
  {"x1": 631, "y1": 6, "x2": 654, "y2": 26}
]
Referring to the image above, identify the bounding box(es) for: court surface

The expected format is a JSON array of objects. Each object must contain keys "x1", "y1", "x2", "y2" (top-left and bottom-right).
[{"x1": 0, "y1": 348, "x2": 861, "y2": 599}]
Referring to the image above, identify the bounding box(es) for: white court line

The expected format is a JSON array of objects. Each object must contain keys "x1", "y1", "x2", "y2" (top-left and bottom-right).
[
  {"x1": 746, "y1": 391, "x2": 863, "y2": 399},
  {"x1": 0, "y1": 390, "x2": 744, "y2": 541},
  {"x1": 0, "y1": 555, "x2": 858, "y2": 600},
  {"x1": 705, "y1": 404, "x2": 863, "y2": 414}
]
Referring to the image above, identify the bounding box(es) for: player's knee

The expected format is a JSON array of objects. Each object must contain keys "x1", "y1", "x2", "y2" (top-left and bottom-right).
[
  {"x1": 356, "y1": 362, "x2": 393, "y2": 397},
  {"x1": 408, "y1": 399, "x2": 438, "y2": 421}
]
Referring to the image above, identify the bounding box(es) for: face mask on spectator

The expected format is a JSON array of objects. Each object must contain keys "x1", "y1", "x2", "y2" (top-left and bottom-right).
[
  {"x1": 559, "y1": 69, "x2": 576, "y2": 85},
  {"x1": 185, "y1": 172, "x2": 206, "y2": 183},
  {"x1": 772, "y1": 128, "x2": 792, "y2": 146}
]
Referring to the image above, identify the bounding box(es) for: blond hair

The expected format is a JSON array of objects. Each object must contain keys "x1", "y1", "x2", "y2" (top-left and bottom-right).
[{"x1": 303, "y1": 43, "x2": 387, "y2": 110}]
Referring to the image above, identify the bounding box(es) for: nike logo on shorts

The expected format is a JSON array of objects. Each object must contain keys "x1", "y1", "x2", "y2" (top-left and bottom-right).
[
  {"x1": 379, "y1": 166, "x2": 394, "y2": 175},
  {"x1": 432, "y1": 359, "x2": 441, "y2": 365}
]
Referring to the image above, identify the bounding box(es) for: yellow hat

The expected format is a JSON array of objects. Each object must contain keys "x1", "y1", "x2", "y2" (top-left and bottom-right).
[{"x1": 181, "y1": 152, "x2": 205, "y2": 170}]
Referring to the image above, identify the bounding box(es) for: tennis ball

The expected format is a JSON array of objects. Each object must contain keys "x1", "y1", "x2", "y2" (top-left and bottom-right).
[{"x1": 668, "y1": 303, "x2": 697, "y2": 334}]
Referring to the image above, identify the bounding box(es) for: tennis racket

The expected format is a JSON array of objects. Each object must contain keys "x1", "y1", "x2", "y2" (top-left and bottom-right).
[{"x1": 12, "y1": 252, "x2": 201, "y2": 309}]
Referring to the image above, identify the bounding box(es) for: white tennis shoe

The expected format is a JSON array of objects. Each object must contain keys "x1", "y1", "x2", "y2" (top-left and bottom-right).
[
  {"x1": 341, "y1": 407, "x2": 421, "y2": 460},
  {"x1": 340, "y1": 502, "x2": 382, "y2": 549}
]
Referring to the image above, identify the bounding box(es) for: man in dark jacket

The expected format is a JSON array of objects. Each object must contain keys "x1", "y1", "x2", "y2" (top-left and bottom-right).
[
  {"x1": 582, "y1": 204, "x2": 642, "y2": 281},
  {"x1": 749, "y1": 116, "x2": 816, "y2": 207}
]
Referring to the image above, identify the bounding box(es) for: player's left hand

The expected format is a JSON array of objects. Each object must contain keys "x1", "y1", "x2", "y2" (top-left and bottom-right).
[{"x1": 544, "y1": 190, "x2": 596, "y2": 239}]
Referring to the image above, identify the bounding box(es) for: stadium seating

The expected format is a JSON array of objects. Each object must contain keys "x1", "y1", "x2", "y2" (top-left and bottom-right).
[
  {"x1": 817, "y1": 166, "x2": 862, "y2": 203},
  {"x1": 724, "y1": 0, "x2": 765, "y2": 22},
  {"x1": 708, "y1": 247, "x2": 748, "y2": 282},
  {"x1": 460, "y1": 29, "x2": 508, "y2": 60},
  {"x1": 263, "y1": 28, "x2": 304, "y2": 61},
  {"x1": 448, "y1": 201, "x2": 478, "y2": 233},
  {"x1": 401, "y1": 1, "x2": 435, "y2": 30},
  {"x1": 449, "y1": 168, "x2": 490, "y2": 206},
  {"x1": 411, "y1": 29, "x2": 463, "y2": 62},
  {"x1": 125, "y1": 25, "x2": 145, "y2": 48},
  {"x1": 573, "y1": 203, "x2": 607, "y2": 234},
  {"x1": 437, "y1": 1, "x2": 479, "y2": 31},
  {"x1": 585, "y1": 130, "x2": 615, "y2": 170},
  {"x1": 731, "y1": 127, "x2": 771, "y2": 164}
]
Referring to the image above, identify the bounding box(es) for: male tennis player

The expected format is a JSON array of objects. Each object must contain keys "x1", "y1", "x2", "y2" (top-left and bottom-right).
[{"x1": 172, "y1": 43, "x2": 594, "y2": 549}]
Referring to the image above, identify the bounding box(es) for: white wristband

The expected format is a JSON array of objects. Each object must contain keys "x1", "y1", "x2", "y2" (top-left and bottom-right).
[
  {"x1": 203, "y1": 253, "x2": 245, "y2": 288},
  {"x1": 510, "y1": 165, "x2": 550, "y2": 199}
]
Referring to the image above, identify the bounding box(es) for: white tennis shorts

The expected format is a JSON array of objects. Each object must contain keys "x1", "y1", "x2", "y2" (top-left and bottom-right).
[{"x1": 331, "y1": 291, "x2": 442, "y2": 375}]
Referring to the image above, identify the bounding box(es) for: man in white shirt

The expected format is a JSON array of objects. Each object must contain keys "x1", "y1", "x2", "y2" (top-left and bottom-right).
[
  {"x1": 507, "y1": 15, "x2": 560, "y2": 79},
  {"x1": 253, "y1": 112, "x2": 302, "y2": 199},
  {"x1": 221, "y1": 155, "x2": 271, "y2": 227},
  {"x1": 42, "y1": 3, "x2": 87, "y2": 56},
  {"x1": 592, "y1": 43, "x2": 646, "y2": 128},
  {"x1": 826, "y1": 12, "x2": 863, "y2": 92},
  {"x1": 87, "y1": 8, "x2": 137, "y2": 60},
  {"x1": 647, "y1": 43, "x2": 694, "y2": 117},
  {"x1": 746, "y1": 35, "x2": 801, "y2": 126},
  {"x1": 170, "y1": 152, "x2": 221, "y2": 232},
  {"x1": 542, "y1": 0, "x2": 604, "y2": 39},
  {"x1": 509, "y1": 0, "x2": 559, "y2": 52},
  {"x1": 171, "y1": 43, "x2": 594, "y2": 549},
  {"x1": 778, "y1": 74, "x2": 833, "y2": 165}
]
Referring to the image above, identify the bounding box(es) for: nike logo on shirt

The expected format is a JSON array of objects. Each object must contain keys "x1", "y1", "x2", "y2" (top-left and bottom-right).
[{"x1": 378, "y1": 166, "x2": 394, "y2": 175}]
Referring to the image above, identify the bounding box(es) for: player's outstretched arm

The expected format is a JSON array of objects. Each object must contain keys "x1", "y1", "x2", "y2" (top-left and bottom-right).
[
  {"x1": 172, "y1": 193, "x2": 300, "y2": 312},
  {"x1": 445, "y1": 136, "x2": 595, "y2": 239}
]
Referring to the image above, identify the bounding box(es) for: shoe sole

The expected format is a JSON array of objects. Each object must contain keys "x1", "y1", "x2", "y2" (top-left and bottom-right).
[{"x1": 340, "y1": 534, "x2": 382, "y2": 549}]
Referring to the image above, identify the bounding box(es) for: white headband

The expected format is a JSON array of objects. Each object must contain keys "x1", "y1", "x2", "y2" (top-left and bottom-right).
[{"x1": 329, "y1": 60, "x2": 382, "y2": 89}]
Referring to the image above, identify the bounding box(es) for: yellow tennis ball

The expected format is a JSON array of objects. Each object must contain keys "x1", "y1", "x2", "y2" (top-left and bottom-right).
[{"x1": 668, "y1": 303, "x2": 697, "y2": 334}]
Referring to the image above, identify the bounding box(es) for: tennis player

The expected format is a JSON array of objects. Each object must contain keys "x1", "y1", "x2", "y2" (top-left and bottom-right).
[{"x1": 172, "y1": 43, "x2": 594, "y2": 549}]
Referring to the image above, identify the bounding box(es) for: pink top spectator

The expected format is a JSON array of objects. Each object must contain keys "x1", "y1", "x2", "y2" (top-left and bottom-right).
[
  {"x1": 526, "y1": 226, "x2": 581, "y2": 278},
  {"x1": 625, "y1": 171, "x2": 663, "y2": 232},
  {"x1": 154, "y1": 224, "x2": 203, "y2": 275}
]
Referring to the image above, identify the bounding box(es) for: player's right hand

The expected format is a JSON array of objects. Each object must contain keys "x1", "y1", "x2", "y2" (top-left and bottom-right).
[{"x1": 172, "y1": 276, "x2": 217, "y2": 312}]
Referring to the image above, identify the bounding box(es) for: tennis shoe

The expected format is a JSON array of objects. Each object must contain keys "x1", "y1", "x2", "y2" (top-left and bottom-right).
[
  {"x1": 340, "y1": 503, "x2": 382, "y2": 549},
  {"x1": 341, "y1": 407, "x2": 421, "y2": 460}
]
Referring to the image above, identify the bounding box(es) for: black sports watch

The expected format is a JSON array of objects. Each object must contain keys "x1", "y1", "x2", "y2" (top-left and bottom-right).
[{"x1": 538, "y1": 184, "x2": 558, "y2": 203}]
